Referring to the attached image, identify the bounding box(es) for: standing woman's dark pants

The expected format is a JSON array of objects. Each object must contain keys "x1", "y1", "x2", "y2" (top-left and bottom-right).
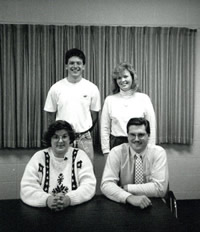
[{"x1": 110, "y1": 134, "x2": 128, "y2": 150}]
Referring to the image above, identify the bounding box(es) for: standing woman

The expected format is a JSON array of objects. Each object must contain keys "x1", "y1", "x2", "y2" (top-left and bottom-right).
[
  {"x1": 21, "y1": 120, "x2": 96, "y2": 211},
  {"x1": 101, "y1": 62, "x2": 156, "y2": 157}
]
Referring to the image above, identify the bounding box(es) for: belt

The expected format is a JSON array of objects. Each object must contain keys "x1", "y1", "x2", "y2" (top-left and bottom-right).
[{"x1": 75, "y1": 129, "x2": 90, "y2": 138}]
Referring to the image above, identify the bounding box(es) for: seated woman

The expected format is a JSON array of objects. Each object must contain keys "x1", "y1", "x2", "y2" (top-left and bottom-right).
[{"x1": 20, "y1": 120, "x2": 96, "y2": 211}]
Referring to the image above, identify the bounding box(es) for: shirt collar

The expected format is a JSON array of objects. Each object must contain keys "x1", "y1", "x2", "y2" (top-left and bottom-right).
[{"x1": 129, "y1": 145, "x2": 148, "y2": 159}]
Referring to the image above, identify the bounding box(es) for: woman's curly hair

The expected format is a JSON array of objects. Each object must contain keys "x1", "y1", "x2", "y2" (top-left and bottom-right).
[{"x1": 42, "y1": 120, "x2": 75, "y2": 147}]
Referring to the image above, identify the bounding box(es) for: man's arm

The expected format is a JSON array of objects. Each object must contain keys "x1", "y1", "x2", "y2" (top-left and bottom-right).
[
  {"x1": 90, "y1": 110, "x2": 99, "y2": 132},
  {"x1": 46, "y1": 112, "x2": 56, "y2": 125},
  {"x1": 44, "y1": 86, "x2": 57, "y2": 126},
  {"x1": 101, "y1": 150, "x2": 152, "y2": 208},
  {"x1": 100, "y1": 149, "x2": 131, "y2": 203}
]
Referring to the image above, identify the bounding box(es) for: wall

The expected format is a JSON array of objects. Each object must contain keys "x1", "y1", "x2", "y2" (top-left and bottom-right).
[
  {"x1": 0, "y1": 0, "x2": 200, "y2": 28},
  {"x1": 0, "y1": 0, "x2": 200, "y2": 200}
]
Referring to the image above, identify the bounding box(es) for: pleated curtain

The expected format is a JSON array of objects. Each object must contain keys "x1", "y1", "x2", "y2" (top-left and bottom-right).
[{"x1": 0, "y1": 25, "x2": 196, "y2": 148}]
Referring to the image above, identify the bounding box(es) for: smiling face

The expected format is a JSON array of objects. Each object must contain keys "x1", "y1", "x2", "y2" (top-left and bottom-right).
[
  {"x1": 116, "y1": 69, "x2": 133, "y2": 92},
  {"x1": 127, "y1": 125, "x2": 149, "y2": 153},
  {"x1": 51, "y1": 129, "x2": 70, "y2": 158},
  {"x1": 66, "y1": 56, "x2": 85, "y2": 82}
]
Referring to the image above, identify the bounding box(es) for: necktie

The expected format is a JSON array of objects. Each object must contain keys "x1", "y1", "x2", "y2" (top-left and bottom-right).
[{"x1": 135, "y1": 154, "x2": 143, "y2": 184}]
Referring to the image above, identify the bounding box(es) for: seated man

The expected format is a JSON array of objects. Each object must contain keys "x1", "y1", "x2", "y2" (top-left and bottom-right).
[{"x1": 101, "y1": 117, "x2": 169, "y2": 209}]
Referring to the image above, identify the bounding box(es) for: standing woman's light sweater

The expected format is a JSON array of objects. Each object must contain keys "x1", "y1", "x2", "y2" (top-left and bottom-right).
[{"x1": 101, "y1": 91, "x2": 156, "y2": 154}]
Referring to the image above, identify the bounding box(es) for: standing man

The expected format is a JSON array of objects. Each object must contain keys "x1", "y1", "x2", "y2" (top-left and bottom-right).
[
  {"x1": 101, "y1": 117, "x2": 168, "y2": 209},
  {"x1": 44, "y1": 48, "x2": 101, "y2": 164}
]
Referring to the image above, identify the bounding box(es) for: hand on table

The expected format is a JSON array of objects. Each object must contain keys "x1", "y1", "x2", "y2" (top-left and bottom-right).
[
  {"x1": 47, "y1": 193, "x2": 71, "y2": 211},
  {"x1": 126, "y1": 195, "x2": 152, "y2": 209}
]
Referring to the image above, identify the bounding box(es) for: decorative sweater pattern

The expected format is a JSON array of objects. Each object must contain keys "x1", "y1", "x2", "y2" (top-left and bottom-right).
[{"x1": 20, "y1": 147, "x2": 96, "y2": 207}]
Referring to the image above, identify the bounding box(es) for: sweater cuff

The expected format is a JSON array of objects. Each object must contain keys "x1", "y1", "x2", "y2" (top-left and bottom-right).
[
  {"x1": 41, "y1": 193, "x2": 52, "y2": 207},
  {"x1": 67, "y1": 191, "x2": 94, "y2": 206}
]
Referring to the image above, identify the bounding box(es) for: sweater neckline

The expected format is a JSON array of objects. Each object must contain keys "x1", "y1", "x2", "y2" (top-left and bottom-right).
[
  {"x1": 119, "y1": 89, "x2": 134, "y2": 96},
  {"x1": 49, "y1": 147, "x2": 71, "y2": 161}
]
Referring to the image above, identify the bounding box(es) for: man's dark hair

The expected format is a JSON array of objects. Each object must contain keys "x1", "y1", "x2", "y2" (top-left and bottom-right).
[
  {"x1": 126, "y1": 117, "x2": 150, "y2": 135},
  {"x1": 43, "y1": 120, "x2": 75, "y2": 147},
  {"x1": 65, "y1": 48, "x2": 86, "y2": 65}
]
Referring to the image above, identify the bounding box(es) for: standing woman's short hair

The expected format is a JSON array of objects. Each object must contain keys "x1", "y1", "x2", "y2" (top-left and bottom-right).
[
  {"x1": 43, "y1": 120, "x2": 76, "y2": 147},
  {"x1": 112, "y1": 62, "x2": 139, "y2": 94}
]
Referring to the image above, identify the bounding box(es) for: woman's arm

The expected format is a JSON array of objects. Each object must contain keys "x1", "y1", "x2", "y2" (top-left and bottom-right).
[
  {"x1": 101, "y1": 97, "x2": 111, "y2": 154},
  {"x1": 20, "y1": 152, "x2": 51, "y2": 207}
]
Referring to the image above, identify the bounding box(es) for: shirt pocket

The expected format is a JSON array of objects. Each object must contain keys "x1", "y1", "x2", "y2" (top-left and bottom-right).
[{"x1": 80, "y1": 94, "x2": 91, "y2": 108}]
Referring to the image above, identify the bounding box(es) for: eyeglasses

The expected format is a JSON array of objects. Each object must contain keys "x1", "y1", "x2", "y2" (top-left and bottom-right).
[
  {"x1": 52, "y1": 134, "x2": 69, "y2": 141},
  {"x1": 129, "y1": 133, "x2": 147, "y2": 140}
]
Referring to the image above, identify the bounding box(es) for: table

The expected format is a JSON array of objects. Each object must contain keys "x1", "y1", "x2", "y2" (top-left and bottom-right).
[{"x1": 0, "y1": 195, "x2": 186, "y2": 232}]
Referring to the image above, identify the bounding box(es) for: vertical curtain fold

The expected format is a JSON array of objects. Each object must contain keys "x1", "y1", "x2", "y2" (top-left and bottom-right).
[{"x1": 0, "y1": 24, "x2": 196, "y2": 148}]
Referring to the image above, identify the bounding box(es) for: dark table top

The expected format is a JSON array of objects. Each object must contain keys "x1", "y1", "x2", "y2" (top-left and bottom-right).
[{"x1": 0, "y1": 195, "x2": 186, "y2": 232}]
